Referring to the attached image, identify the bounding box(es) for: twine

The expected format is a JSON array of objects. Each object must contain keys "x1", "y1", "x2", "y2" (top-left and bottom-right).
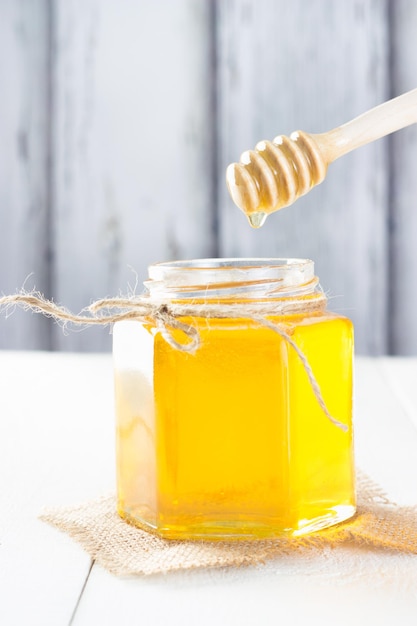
[{"x1": 0, "y1": 290, "x2": 348, "y2": 432}]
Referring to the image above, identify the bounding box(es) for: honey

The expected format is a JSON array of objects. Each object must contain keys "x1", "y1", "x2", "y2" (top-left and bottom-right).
[{"x1": 113, "y1": 259, "x2": 355, "y2": 539}]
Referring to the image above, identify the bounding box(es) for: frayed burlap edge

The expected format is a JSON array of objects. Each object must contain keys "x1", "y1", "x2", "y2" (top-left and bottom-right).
[{"x1": 39, "y1": 472, "x2": 417, "y2": 577}]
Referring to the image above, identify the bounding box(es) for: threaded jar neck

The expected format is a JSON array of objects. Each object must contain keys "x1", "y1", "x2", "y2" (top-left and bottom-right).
[{"x1": 144, "y1": 258, "x2": 323, "y2": 303}]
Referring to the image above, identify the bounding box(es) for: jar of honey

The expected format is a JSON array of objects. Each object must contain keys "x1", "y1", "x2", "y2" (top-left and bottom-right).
[{"x1": 113, "y1": 258, "x2": 355, "y2": 539}]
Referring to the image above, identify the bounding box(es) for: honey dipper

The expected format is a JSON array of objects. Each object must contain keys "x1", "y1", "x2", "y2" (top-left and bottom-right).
[{"x1": 226, "y1": 87, "x2": 417, "y2": 228}]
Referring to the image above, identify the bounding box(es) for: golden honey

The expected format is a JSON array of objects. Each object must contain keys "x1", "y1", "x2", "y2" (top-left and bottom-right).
[{"x1": 114, "y1": 259, "x2": 355, "y2": 539}]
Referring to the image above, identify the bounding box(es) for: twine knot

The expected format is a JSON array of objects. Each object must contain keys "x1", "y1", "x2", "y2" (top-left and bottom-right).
[{"x1": 153, "y1": 304, "x2": 200, "y2": 353}]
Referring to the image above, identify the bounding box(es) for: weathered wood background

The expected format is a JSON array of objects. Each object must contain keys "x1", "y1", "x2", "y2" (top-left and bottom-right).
[{"x1": 0, "y1": 0, "x2": 416, "y2": 354}]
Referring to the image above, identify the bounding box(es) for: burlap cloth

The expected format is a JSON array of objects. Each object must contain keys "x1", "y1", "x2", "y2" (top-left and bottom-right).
[{"x1": 39, "y1": 472, "x2": 417, "y2": 576}]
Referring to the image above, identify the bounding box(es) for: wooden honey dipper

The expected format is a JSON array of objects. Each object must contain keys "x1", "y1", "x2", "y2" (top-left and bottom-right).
[{"x1": 226, "y1": 88, "x2": 417, "y2": 228}]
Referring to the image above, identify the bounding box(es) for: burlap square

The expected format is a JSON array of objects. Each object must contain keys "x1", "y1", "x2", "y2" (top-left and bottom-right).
[{"x1": 40, "y1": 473, "x2": 417, "y2": 576}]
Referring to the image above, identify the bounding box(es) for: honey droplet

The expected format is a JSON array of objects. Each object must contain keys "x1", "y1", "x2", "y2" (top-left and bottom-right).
[{"x1": 247, "y1": 212, "x2": 267, "y2": 229}]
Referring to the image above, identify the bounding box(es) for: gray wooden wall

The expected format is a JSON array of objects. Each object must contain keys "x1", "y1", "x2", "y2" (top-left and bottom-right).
[{"x1": 0, "y1": 0, "x2": 416, "y2": 355}]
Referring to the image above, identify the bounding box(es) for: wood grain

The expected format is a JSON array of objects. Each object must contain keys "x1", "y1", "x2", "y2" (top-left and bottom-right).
[
  {"x1": 0, "y1": 1, "x2": 416, "y2": 354},
  {"x1": 389, "y1": 0, "x2": 417, "y2": 355},
  {"x1": 52, "y1": 0, "x2": 216, "y2": 351},
  {"x1": 0, "y1": 0, "x2": 51, "y2": 349},
  {"x1": 217, "y1": 0, "x2": 390, "y2": 355}
]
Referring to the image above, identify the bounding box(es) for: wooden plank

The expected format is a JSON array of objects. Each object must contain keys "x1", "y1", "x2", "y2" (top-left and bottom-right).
[
  {"x1": 52, "y1": 0, "x2": 216, "y2": 351},
  {"x1": 217, "y1": 0, "x2": 390, "y2": 355},
  {"x1": 68, "y1": 557, "x2": 417, "y2": 626},
  {"x1": 379, "y1": 357, "x2": 417, "y2": 432},
  {"x1": 0, "y1": 351, "x2": 115, "y2": 625},
  {"x1": 0, "y1": 0, "x2": 51, "y2": 349},
  {"x1": 389, "y1": 1, "x2": 417, "y2": 355},
  {"x1": 354, "y1": 358, "x2": 417, "y2": 504}
]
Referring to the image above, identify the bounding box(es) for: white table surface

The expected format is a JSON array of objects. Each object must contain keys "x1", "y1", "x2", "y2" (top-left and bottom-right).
[{"x1": 1, "y1": 351, "x2": 417, "y2": 626}]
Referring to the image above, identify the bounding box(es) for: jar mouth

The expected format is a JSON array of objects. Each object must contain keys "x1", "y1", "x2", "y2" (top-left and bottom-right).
[{"x1": 145, "y1": 258, "x2": 321, "y2": 301}]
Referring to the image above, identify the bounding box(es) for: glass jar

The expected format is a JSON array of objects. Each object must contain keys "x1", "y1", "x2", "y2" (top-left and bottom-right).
[{"x1": 113, "y1": 258, "x2": 355, "y2": 540}]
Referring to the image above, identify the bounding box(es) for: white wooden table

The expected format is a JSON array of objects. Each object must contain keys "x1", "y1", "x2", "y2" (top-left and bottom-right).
[{"x1": 1, "y1": 351, "x2": 417, "y2": 626}]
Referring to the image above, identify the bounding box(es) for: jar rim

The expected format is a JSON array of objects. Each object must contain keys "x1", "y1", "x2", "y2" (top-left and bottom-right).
[
  {"x1": 145, "y1": 258, "x2": 320, "y2": 301},
  {"x1": 149, "y1": 258, "x2": 312, "y2": 272}
]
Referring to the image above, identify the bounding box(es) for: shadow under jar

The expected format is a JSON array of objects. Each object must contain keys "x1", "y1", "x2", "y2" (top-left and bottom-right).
[{"x1": 113, "y1": 258, "x2": 355, "y2": 540}]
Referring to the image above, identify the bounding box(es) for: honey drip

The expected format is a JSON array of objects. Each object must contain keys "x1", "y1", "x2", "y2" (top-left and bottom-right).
[{"x1": 248, "y1": 212, "x2": 268, "y2": 229}]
